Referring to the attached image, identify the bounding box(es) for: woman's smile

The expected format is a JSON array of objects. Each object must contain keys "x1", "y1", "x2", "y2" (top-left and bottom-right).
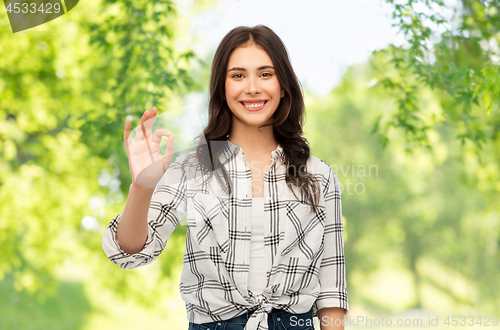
[{"x1": 240, "y1": 100, "x2": 268, "y2": 111}]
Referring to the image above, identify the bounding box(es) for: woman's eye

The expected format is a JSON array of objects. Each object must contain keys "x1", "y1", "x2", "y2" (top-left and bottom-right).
[{"x1": 231, "y1": 73, "x2": 272, "y2": 78}]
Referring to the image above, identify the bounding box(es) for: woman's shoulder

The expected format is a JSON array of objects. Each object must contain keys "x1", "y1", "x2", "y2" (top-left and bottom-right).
[
  {"x1": 307, "y1": 155, "x2": 341, "y2": 194},
  {"x1": 306, "y1": 154, "x2": 335, "y2": 177}
]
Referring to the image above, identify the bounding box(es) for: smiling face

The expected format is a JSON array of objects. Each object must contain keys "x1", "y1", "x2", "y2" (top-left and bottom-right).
[{"x1": 225, "y1": 43, "x2": 284, "y2": 131}]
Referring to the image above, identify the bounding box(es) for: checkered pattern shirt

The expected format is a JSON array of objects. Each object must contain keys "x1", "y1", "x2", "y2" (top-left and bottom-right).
[{"x1": 102, "y1": 141, "x2": 348, "y2": 330}]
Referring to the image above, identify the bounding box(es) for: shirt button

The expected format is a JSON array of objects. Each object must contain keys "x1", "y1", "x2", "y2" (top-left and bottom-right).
[
  {"x1": 218, "y1": 322, "x2": 221, "y2": 325},
  {"x1": 277, "y1": 317, "x2": 281, "y2": 321}
]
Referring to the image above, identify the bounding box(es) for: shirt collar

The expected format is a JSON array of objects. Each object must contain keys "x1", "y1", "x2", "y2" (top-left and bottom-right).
[{"x1": 219, "y1": 140, "x2": 285, "y2": 166}]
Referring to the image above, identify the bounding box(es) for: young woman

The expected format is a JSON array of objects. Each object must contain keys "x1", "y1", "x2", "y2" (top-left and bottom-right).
[{"x1": 102, "y1": 25, "x2": 348, "y2": 330}]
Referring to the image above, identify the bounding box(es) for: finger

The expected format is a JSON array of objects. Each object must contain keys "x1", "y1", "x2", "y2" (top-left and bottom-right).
[
  {"x1": 140, "y1": 120, "x2": 155, "y2": 164},
  {"x1": 123, "y1": 119, "x2": 135, "y2": 182},
  {"x1": 165, "y1": 132, "x2": 175, "y2": 156},
  {"x1": 124, "y1": 119, "x2": 131, "y2": 149},
  {"x1": 128, "y1": 149, "x2": 135, "y2": 183},
  {"x1": 140, "y1": 120, "x2": 151, "y2": 147},
  {"x1": 150, "y1": 129, "x2": 172, "y2": 158},
  {"x1": 134, "y1": 110, "x2": 149, "y2": 143},
  {"x1": 143, "y1": 107, "x2": 158, "y2": 139},
  {"x1": 124, "y1": 118, "x2": 134, "y2": 152},
  {"x1": 151, "y1": 129, "x2": 171, "y2": 145},
  {"x1": 150, "y1": 129, "x2": 174, "y2": 157}
]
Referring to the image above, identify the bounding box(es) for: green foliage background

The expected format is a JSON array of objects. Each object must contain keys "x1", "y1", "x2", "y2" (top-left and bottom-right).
[{"x1": 0, "y1": 0, "x2": 498, "y2": 329}]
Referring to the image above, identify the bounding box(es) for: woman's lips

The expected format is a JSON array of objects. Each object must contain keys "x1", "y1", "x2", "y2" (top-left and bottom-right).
[{"x1": 240, "y1": 100, "x2": 267, "y2": 111}]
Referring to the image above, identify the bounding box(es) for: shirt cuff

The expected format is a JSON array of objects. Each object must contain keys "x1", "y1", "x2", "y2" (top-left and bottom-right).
[
  {"x1": 313, "y1": 289, "x2": 349, "y2": 317},
  {"x1": 102, "y1": 214, "x2": 157, "y2": 269}
]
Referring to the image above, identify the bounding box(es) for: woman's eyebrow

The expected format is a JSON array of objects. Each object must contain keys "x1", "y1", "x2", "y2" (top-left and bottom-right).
[{"x1": 227, "y1": 65, "x2": 275, "y2": 73}]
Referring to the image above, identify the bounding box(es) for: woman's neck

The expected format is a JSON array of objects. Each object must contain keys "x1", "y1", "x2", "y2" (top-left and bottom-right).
[
  {"x1": 228, "y1": 126, "x2": 278, "y2": 158},
  {"x1": 228, "y1": 134, "x2": 278, "y2": 157}
]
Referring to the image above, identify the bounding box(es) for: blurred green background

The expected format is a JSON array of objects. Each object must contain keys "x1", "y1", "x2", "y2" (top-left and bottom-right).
[{"x1": 0, "y1": 0, "x2": 499, "y2": 329}]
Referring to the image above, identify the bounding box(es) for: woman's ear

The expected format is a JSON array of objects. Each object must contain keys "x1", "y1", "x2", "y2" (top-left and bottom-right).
[{"x1": 281, "y1": 89, "x2": 284, "y2": 98}]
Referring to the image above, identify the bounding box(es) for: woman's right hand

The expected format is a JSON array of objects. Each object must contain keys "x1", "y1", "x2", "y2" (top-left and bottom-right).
[{"x1": 124, "y1": 107, "x2": 175, "y2": 188}]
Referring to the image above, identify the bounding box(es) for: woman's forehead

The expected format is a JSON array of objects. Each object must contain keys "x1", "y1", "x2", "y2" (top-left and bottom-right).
[{"x1": 227, "y1": 46, "x2": 273, "y2": 69}]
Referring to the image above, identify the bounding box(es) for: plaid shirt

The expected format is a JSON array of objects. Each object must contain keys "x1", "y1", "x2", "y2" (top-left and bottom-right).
[{"x1": 102, "y1": 141, "x2": 348, "y2": 330}]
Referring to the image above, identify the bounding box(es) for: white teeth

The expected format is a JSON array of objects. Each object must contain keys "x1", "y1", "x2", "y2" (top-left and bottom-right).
[{"x1": 243, "y1": 102, "x2": 265, "y2": 108}]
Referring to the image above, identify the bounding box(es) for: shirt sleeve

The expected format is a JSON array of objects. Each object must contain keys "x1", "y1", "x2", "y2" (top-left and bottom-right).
[
  {"x1": 315, "y1": 166, "x2": 349, "y2": 314},
  {"x1": 102, "y1": 153, "x2": 189, "y2": 270}
]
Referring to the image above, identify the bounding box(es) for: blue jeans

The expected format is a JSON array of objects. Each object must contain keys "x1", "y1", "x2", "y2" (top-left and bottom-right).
[{"x1": 187, "y1": 307, "x2": 314, "y2": 330}]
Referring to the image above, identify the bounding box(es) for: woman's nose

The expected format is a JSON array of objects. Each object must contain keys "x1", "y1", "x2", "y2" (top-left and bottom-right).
[{"x1": 245, "y1": 75, "x2": 261, "y2": 94}]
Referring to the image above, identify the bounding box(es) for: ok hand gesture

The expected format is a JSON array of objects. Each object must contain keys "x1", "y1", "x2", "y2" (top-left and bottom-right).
[{"x1": 124, "y1": 107, "x2": 175, "y2": 188}]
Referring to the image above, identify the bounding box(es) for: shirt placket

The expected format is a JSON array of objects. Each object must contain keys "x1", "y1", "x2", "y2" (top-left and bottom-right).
[
  {"x1": 236, "y1": 148, "x2": 278, "y2": 296},
  {"x1": 235, "y1": 149, "x2": 253, "y2": 294},
  {"x1": 263, "y1": 151, "x2": 277, "y2": 288}
]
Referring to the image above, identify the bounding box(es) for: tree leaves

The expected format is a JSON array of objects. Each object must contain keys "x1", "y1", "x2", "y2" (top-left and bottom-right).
[
  {"x1": 0, "y1": 0, "x2": 206, "y2": 306},
  {"x1": 380, "y1": 0, "x2": 500, "y2": 155}
]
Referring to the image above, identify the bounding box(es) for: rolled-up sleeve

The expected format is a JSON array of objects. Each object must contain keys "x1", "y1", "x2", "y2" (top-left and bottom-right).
[
  {"x1": 102, "y1": 153, "x2": 189, "y2": 270},
  {"x1": 315, "y1": 166, "x2": 349, "y2": 314}
]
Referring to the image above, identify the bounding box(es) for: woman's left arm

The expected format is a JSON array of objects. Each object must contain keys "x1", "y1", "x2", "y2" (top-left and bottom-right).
[
  {"x1": 315, "y1": 165, "x2": 349, "y2": 323},
  {"x1": 317, "y1": 307, "x2": 345, "y2": 330}
]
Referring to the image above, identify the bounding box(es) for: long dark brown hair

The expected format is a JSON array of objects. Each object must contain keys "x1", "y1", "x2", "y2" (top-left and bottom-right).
[{"x1": 185, "y1": 24, "x2": 321, "y2": 213}]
